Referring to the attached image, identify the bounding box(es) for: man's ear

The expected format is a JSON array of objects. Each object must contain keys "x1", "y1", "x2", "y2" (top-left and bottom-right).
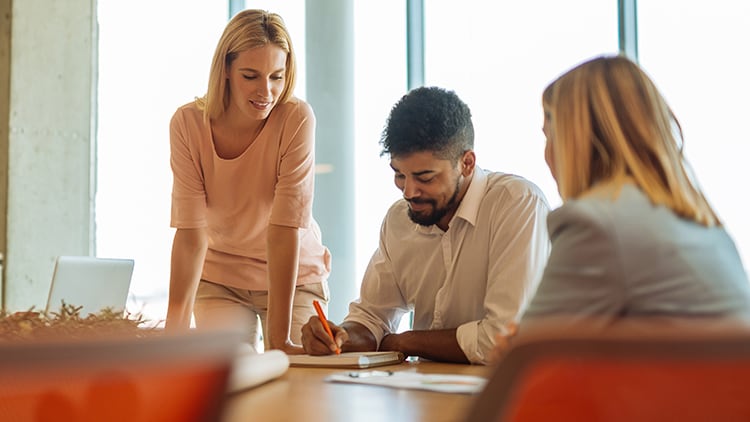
[{"x1": 460, "y1": 150, "x2": 476, "y2": 177}]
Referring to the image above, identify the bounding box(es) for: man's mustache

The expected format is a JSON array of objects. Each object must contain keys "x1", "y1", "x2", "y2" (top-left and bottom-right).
[{"x1": 407, "y1": 198, "x2": 435, "y2": 205}]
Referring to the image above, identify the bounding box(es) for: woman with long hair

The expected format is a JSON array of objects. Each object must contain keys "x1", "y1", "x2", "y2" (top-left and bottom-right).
[
  {"x1": 524, "y1": 55, "x2": 750, "y2": 323},
  {"x1": 166, "y1": 10, "x2": 331, "y2": 354}
]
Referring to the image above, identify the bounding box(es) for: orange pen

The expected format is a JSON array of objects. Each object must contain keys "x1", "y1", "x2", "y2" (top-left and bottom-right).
[{"x1": 313, "y1": 300, "x2": 341, "y2": 355}]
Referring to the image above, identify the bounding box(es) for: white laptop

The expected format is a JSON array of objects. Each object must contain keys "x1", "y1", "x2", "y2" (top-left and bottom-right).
[{"x1": 45, "y1": 255, "x2": 134, "y2": 316}]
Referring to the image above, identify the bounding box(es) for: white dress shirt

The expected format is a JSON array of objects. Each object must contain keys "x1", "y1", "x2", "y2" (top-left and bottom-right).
[{"x1": 345, "y1": 167, "x2": 550, "y2": 364}]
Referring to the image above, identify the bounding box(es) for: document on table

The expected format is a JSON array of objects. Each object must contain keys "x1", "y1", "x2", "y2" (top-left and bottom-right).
[
  {"x1": 325, "y1": 370, "x2": 487, "y2": 394},
  {"x1": 227, "y1": 349, "x2": 289, "y2": 393}
]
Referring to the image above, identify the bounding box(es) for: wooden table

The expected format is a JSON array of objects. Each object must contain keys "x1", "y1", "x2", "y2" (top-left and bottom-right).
[{"x1": 222, "y1": 359, "x2": 492, "y2": 422}]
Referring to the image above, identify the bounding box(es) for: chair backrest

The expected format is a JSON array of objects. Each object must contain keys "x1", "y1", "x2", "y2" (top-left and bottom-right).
[
  {"x1": 466, "y1": 319, "x2": 750, "y2": 422},
  {"x1": 0, "y1": 330, "x2": 241, "y2": 422}
]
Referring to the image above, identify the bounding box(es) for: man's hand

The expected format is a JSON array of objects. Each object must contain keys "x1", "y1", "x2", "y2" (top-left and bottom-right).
[{"x1": 300, "y1": 316, "x2": 349, "y2": 355}]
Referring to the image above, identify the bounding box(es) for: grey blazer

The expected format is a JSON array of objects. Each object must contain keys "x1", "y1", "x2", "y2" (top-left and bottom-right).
[{"x1": 523, "y1": 183, "x2": 750, "y2": 322}]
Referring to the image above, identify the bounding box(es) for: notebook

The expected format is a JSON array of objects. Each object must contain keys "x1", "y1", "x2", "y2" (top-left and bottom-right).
[
  {"x1": 287, "y1": 351, "x2": 405, "y2": 369},
  {"x1": 45, "y1": 255, "x2": 134, "y2": 316}
]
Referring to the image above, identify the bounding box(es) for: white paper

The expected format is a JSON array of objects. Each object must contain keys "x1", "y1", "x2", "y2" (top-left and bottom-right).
[
  {"x1": 227, "y1": 349, "x2": 289, "y2": 393},
  {"x1": 325, "y1": 370, "x2": 487, "y2": 394}
]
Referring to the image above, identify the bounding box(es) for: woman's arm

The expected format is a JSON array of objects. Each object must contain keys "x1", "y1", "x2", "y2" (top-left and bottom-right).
[
  {"x1": 266, "y1": 223, "x2": 305, "y2": 354},
  {"x1": 166, "y1": 227, "x2": 208, "y2": 331}
]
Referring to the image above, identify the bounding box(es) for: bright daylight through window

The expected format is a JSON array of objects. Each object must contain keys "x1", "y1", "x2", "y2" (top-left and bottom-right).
[{"x1": 97, "y1": 1, "x2": 750, "y2": 325}]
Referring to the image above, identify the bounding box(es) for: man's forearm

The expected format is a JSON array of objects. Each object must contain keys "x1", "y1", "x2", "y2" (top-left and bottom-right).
[
  {"x1": 340, "y1": 321, "x2": 379, "y2": 352},
  {"x1": 379, "y1": 329, "x2": 469, "y2": 364}
]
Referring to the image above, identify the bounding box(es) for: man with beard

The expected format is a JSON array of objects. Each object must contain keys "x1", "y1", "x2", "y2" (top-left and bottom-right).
[{"x1": 300, "y1": 87, "x2": 550, "y2": 364}]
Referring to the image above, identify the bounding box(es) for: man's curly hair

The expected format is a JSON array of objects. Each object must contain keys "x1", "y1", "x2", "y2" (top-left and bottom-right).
[{"x1": 380, "y1": 86, "x2": 474, "y2": 165}]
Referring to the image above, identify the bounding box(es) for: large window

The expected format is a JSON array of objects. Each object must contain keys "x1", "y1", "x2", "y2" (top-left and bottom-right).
[
  {"x1": 96, "y1": 1, "x2": 304, "y2": 324},
  {"x1": 98, "y1": 2, "x2": 750, "y2": 326},
  {"x1": 353, "y1": 1, "x2": 408, "y2": 282},
  {"x1": 638, "y1": 1, "x2": 750, "y2": 268},
  {"x1": 423, "y1": 1, "x2": 619, "y2": 208},
  {"x1": 97, "y1": 1, "x2": 227, "y2": 324}
]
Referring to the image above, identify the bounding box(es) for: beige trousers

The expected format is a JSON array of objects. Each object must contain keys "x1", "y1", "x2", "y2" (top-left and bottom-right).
[{"x1": 194, "y1": 280, "x2": 329, "y2": 353}]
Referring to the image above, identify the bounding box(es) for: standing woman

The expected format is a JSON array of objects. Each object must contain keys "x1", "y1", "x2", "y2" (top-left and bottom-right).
[{"x1": 167, "y1": 9, "x2": 331, "y2": 354}]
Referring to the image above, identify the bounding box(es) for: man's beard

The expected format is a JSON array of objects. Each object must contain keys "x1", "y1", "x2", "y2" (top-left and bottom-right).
[{"x1": 406, "y1": 177, "x2": 461, "y2": 227}]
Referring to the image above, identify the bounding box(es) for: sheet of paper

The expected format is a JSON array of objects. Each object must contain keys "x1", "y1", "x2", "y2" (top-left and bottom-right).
[
  {"x1": 325, "y1": 370, "x2": 487, "y2": 394},
  {"x1": 227, "y1": 349, "x2": 289, "y2": 393}
]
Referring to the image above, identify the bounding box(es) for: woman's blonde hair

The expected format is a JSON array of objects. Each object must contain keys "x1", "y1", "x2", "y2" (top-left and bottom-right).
[
  {"x1": 545, "y1": 55, "x2": 719, "y2": 226},
  {"x1": 197, "y1": 9, "x2": 297, "y2": 121}
]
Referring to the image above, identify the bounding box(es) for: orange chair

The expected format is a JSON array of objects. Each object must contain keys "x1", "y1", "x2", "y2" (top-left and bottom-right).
[
  {"x1": 467, "y1": 320, "x2": 750, "y2": 422},
  {"x1": 0, "y1": 330, "x2": 241, "y2": 422}
]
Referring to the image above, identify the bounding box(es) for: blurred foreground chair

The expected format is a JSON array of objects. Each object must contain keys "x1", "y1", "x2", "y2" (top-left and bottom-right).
[
  {"x1": 467, "y1": 319, "x2": 750, "y2": 422},
  {"x1": 0, "y1": 330, "x2": 241, "y2": 422}
]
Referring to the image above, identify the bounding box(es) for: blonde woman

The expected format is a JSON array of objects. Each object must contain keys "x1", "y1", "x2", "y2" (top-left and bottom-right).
[
  {"x1": 166, "y1": 10, "x2": 331, "y2": 354},
  {"x1": 523, "y1": 55, "x2": 750, "y2": 323}
]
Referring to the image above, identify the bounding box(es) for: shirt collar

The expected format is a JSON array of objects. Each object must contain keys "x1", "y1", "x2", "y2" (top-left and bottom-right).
[{"x1": 452, "y1": 165, "x2": 486, "y2": 227}]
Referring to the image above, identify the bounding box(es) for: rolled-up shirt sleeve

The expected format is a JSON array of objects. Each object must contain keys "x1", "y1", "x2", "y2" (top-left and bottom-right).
[{"x1": 456, "y1": 186, "x2": 550, "y2": 364}]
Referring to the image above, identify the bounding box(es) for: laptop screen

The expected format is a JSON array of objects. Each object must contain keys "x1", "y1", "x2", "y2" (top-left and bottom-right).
[{"x1": 45, "y1": 256, "x2": 134, "y2": 316}]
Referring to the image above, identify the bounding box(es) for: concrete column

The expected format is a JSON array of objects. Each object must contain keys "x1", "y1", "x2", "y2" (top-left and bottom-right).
[
  {"x1": 305, "y1": 0, "x2": 355, "y2": 322},
  {"x1": 0, "y1": 0, "x2": 11, "y2": 305},
  {"x1": 2, "y1": 0, "x2": 97, "y2": 311}
]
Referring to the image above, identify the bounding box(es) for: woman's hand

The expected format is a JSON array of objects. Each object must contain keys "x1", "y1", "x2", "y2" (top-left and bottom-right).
[{"x1": 271, "y1": 340, "x2": 306, "y2": 355}]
